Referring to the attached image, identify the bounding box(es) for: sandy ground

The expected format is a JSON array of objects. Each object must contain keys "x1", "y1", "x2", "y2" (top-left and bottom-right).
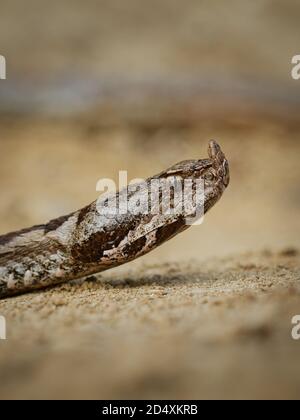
[{"x1": 0, "y1": 250, "x2": 299, "y2": 400}]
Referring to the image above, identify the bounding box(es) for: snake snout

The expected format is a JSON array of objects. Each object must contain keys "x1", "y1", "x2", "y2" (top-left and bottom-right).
[
  {"x1": 208, "y1": 140, "x2": 221, "y2": 159},
  {"x1": 208, "y1": 140, "x2": 230, "y2": 188}
]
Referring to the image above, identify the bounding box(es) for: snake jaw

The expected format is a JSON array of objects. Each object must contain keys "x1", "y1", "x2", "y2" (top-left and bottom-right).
[{"x1": 208, "y1": 140, "x2": 230, "y2": 188}]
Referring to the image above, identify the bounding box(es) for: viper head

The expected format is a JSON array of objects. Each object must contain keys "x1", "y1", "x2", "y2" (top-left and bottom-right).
[
  {"x1": 162, "y1": 140, "x2": 229, "y2": 187},
  {"x1": 159, "y1": 140, "x2": 229, "y2": 214}
]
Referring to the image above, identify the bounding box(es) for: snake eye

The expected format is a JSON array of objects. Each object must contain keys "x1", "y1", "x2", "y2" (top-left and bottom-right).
[{"x1": 205, "y1": 172, "x2": 215, "y2": 181}]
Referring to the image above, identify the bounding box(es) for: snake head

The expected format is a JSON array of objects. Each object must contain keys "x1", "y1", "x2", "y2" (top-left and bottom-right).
[
  {"x1": 191, "y1": 140, "x2": 230, "y2": 214},
  {"x1": 155, "y1": 140, "x2": 229, "y2": 215},
  {"x1": 159, "y1": 140, "x2": 229, "y2": 192}
]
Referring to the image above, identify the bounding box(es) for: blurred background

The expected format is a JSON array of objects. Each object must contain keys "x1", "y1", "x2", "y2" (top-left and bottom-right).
[
  {"x1": 0, "y1": 0, "x2": 300, "y2": 261},
  {"x1": 0, "y1": 0, "x2": 300, "y2": 400}
]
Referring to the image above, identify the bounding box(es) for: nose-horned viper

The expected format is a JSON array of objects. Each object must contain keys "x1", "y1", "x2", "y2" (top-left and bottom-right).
[{"x1": 0, "y1": 140, "x2": 229, "y2": 298}]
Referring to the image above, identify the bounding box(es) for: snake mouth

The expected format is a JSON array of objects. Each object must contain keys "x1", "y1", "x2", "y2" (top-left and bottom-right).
[{"x1": 208, "y1": 140, "x2": 230, "y2": 188}]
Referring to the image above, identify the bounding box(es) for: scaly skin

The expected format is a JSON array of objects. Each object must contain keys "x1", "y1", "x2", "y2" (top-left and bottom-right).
[{"x1": 0, "y1": 140, "x2": 229, "y2": 298}]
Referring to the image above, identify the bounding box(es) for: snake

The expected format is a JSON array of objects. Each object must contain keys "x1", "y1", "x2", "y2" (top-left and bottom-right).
[{"x1": 0, "y1": 140, "x2": 229, "y2": 298}]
